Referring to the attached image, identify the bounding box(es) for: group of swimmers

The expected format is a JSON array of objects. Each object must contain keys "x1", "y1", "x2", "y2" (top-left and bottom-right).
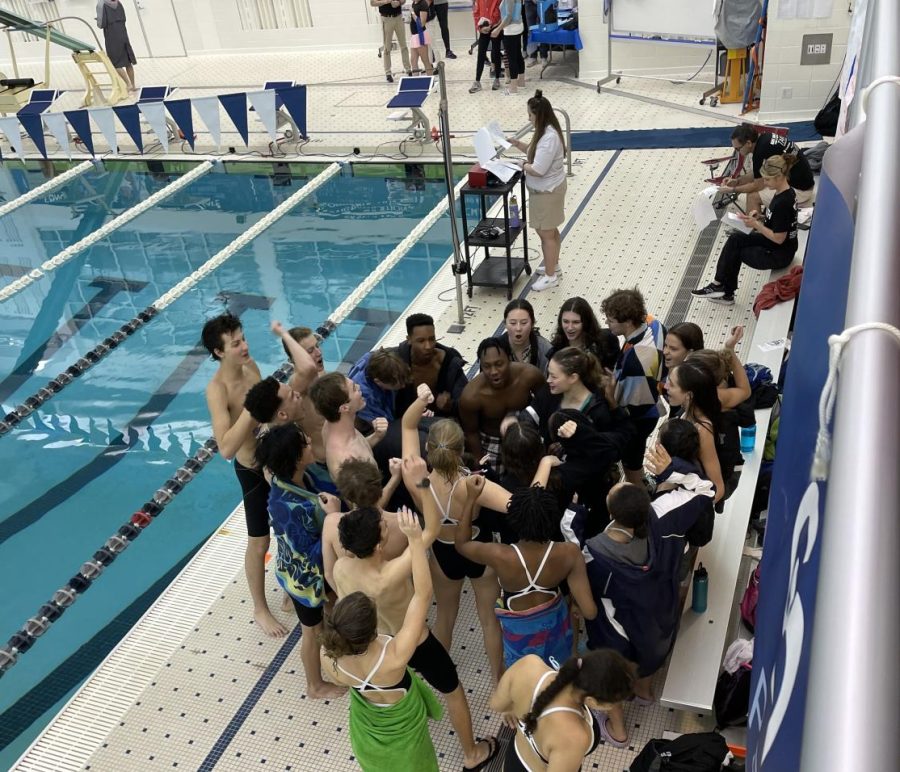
[{"x1": 200, "y1": 275, "x2": 757, "y2": 770}]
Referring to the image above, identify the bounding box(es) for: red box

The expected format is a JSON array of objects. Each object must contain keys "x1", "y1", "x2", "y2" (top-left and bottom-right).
[{"x1": 468, "y1": 164, "x2": 488, "y2": 188}]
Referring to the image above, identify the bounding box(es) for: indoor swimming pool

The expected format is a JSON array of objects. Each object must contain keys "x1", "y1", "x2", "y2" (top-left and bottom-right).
[{"x1": 0, "y1": 159, "x2": 463, "y2": 766}]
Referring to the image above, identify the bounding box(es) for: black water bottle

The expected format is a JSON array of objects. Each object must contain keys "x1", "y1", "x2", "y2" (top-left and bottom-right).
[{"x1": 692, "y1": 563, "x2": 709, "y2": 613}]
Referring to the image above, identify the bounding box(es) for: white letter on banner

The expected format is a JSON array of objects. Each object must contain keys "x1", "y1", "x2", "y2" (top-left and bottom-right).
[
  {"x1": 0, "y1": 117, "x2": 25, "y2": 157},
  {"x1": 43, "y1": 112, "x2": 72, "y2": 158},
  {"x1": 247, "y1": 90, "x2": 277, "y2": 141},
  {"x1": 139, "y1": 101, "x2": 170, "y2": 151},
  {"x1": 91, "y1": 107, "x2": 119, "y2": 154},
  {"x1": 193, "y1": 97, "x2": 221, "y2": 148}
]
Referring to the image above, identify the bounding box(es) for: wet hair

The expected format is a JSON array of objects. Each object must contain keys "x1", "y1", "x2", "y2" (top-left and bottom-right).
[
  {"x1": 282, "y1": 326, "x2": 315, "y2": 358},
  {"x1": 255, "y1": 423, "x2": 308, "y2": 481},
  {"x1": 550, "y1": 347, "x2": 604, "y2": 391},
  {"x1": 477, "y1": 336, "x2": 511, "y2": 362},
  {"x1": 500, "y1": 421, "x2": 545, "y2": 486},
  {"x1": 506, "y1": 487, "x2": 561, "y2": 543},
  {"x1": 426, "y1": 419, "x2": 465, "y2": 482},
  {"x1": 338, "y1": 507, "x2": 383, "y2": 558},
  {"x1": 671, "y1": 361, "x2": 721, "y2": 432},
  {"x1": 308, "y1": 372, "x2": 349, "y2": 423},
  {"x1": 244, "y1": 376, "x2": 281, "y2": 424},
  {"x1": 731, "y1": 123, "x2": 759, "y2": 144},
  {"x1": 686, "y1": 348, "x2": 730, "y2": 385},
  {"x1": 335, "y1": 458, "x2": 383, "y2": 509},
  {"x1": 550, "y1": 297, "x2": 604, "y2": 353},
  {"x1": 606, "y1": 483, "x2": 651, "y2": 539},
  {"x1": 405, "y1": 313, "x2": 434, "y2": 336},
  {"x1": 761, "y1": 154, "x2": 798, "y2": 178},
  {"x1": 523, "y1": 650, "x2": 636, "y2": 734},
  {"x1": 601, "y1": 288, "x2": 647, "y2": 328},
  {"x1": 201, "y1": 313, "x2": 242, "y2": 361},
  {"x1": 366, "y1": 349, "x2": 410, "y2": 388},
  {"x1": 667, "y1": 322, "x2": 705, "y2": 355},
  {"x1": 504, "y1": 299, "x2": 543, "y2": 367},
  {"x1": 319, "y1": 591, "x2": 378, "y2": 659},
  {"x1": 657, "y1": 419, "x2": 700, "y2": 463},
  {"x1": 527, "y1": 90, "x2": 566, "y2": 163}
]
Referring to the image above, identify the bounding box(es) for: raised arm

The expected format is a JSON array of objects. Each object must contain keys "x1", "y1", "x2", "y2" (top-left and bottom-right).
[
  {"x1": 402, "y1": 384, "x2": 432, "y2": 458},
  {"x1": 719, "y1": 330, "x2": 752, "y2": 409},
  {"x1": 390, "y1": 509, "x2": 433, "y2": 663},
  {"x1": 206, "y1": 380, "x2": 257, "y2": 461},
  {"x1": 272, "y1": 320, "x2": 318, "y2": 395},
  {"x1": 455, "y1": 476, "x2": 504, "y2": 565},
  {"x1": 378, "y1": 457, "x2": 403, "y2": 509},
  {"x1": 400, "y1": 455, "x2": 441, "y2": 546},
  {"x1": 458, "y1": 385, "x2": 484, "y2": 459},
  {"x1": 531, "y1": 454, "x2": 562, "y2": 488}
]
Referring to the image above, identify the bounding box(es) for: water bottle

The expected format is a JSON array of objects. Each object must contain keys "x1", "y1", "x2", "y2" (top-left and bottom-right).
[
  {"x1": 509, "y1": 194, "x2": 520, "y2": 228},
  {"x1": 740, "y1": 424, "x2": 757, "y2": 454},
  {"x1": 692, "y1": 563, "x2": 709, "y2": 613}
]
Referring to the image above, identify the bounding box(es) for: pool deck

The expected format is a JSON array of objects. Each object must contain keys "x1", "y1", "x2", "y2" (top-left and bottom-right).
[{"x1": 10, "y1": 48, "x2": 770, "y2": 772}]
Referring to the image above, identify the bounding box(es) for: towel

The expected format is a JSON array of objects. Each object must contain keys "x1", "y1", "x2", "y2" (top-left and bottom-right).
[
  {"x1": 753, "y1": 265, "x2": 804, "y2": 318},
  {"x1": 495, "y1": 593, "x2": 573, "y2": 668},
  {"x1": 349, "y1": 670, "x2": 443, "y2": 772}
]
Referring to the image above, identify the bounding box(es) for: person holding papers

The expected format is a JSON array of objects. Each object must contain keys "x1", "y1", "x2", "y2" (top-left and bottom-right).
[
  {"x1": 692, "y1": 155, "x2": 798, "y2": 306},
  {"x1": 507, "y1": 91, "x2": 567, "y2": 292}
]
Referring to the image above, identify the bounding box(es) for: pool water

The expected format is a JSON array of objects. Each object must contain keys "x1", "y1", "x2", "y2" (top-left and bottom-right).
[{"x1": 0, "y1": 159, "x2": 464, "y2": 766}]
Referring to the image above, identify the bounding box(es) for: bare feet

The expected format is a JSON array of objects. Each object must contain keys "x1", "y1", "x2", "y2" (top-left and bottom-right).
[
  {"x1": 281, "y1": 591, "x2": 293, "y2": 613},
  {"x1": 254, "y1": 607, "x2": 288, "y2": 637},
  {"x1": 307, "y1": 681, "x2": 347, "y2": 700}
]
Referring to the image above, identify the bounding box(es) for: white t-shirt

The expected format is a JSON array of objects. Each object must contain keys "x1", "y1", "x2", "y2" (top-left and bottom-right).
[{"x1": 526, "y1": 127, "x2": 566, "y2": 192}]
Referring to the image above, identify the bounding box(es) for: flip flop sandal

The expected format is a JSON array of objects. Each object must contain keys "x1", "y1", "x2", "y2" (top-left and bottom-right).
[
  {"x1": 462, "y1": 736, "x2": 499, "y2": 772},
  {"x1": 592, "y1": 709, "x2": 628, "y2": 749}
]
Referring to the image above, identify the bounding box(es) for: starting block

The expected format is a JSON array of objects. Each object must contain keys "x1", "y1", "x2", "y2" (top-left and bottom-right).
[{"x1": 386, "y1": 76, "x2": 434, "y2": 141}]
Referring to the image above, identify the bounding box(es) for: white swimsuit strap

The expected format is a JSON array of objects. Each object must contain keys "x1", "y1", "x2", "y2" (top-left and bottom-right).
[
  {"x1": 509, "y1": 542, "x2": 556, "y2": 600},
  {"x1": 530, "y1": 669, "x2": 558, "y2": 707},
  {"x1": 430, "y1": 475, "x2": 461, "y2": 525},
  {"x1": 337, "y1": 635, "x2": 391, "y2": 690}
]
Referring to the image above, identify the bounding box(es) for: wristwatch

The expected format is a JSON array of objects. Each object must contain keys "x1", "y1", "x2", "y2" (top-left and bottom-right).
[{"x1": 415, "y1": 478, "x2": 431, "y2": 489}]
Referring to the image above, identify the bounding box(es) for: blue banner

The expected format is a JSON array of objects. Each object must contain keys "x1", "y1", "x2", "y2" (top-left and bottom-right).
[
  {"x1": 113, "y1": 104, "x2": 144, "y2": 152},
  {"x1": 63, "y1": 109, "x2": 95, "y2": 156},
  {"x1": 219, "y1": 92, "x2": 249, "y2": 145},
  {"x1": 165, "y1": 98, "x2": 195, "y2": 149},
  {"x1": 746, "y1": 127, "x2": 862, "y2": 771},
  {"x1": 17, "y1": 113, "x2": 47, "y2": 158},
  {"x1": 276, "y1": 85, "x2": 308, "y2": 139}
]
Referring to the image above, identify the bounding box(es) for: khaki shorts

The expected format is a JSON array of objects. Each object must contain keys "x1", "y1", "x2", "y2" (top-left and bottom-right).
[
  {"x1": 527, "y1": 180, "x2": 566, "y2": 231},
  {"x1": 759, "y1": 183, "x2": 816, "y2": 209}
]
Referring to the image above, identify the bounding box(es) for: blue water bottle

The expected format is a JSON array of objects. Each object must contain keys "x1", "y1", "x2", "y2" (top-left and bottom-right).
[
  {"x1": 740, "y1": 424, "x2": 757, "y2": 454},
  {"x1": 509, "y1": 194, "x2": 520, "y2": 228},
  {"x1": 692, "y1": 563, "x2": 709, "y2": 613}
]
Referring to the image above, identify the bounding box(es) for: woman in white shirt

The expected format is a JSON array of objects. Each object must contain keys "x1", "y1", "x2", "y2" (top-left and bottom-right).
[{"x1": 508, "y1": 91, "x2": 567, "y2": 291}]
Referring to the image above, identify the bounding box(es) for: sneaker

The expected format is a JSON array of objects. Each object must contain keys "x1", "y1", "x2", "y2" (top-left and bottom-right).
[
  {"x1": 691, "y1": 282, "x2": 726, "y2": 299},
  {"x1": 468, "y1": 81, "x2": 482, "y2": 94},
  {"x1": 534, "y1": 265, "x2": 562, "y2": 277},
  {"x1": 708, "y1": 293, "x2": 735, "y2": 306},
  {"x1": 492, "y1": 78, "x2": 501, "y2": 91},
  {"x1": 501, "y1": 88, "x2": 518, "y2": 96},
  {"x1": 406, "y1": 70, "x2": 413, "y2": 76},
  {"x1": 527, "y1": 57, "x2": 540, "y2": 68},
  {"x1": 446, "y1": 50, "x2": 457, "y2": 59},
  {"x1": 386, "y1": 73, "x2": 394, "y2": 83},
  {"x1": 531, "y1": 273, "x2": 559, "y2": 291}
]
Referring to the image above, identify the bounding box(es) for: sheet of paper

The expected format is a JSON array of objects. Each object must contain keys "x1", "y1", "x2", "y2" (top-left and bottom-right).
[
  {"x1": 487, "y1": 120, "x2": 511, "y2": 148},
  {"x1": 473, "y1": 127, "x2": 498, "y2": 166},
  {"x1": 691, "y1": 186, "x2": 718, "y2": 229},
  {"x1": 758, "y1": 338, "x2": 787, "y2": 353},
  {"x1": 725, "y1": 211, "x2": 753, "y2": 234},
  {"x1": 483, "y1": 159, "x2": 519, "y2": 183}
]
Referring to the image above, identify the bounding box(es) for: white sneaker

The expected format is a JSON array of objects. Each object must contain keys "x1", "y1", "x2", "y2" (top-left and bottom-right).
[
  {"x1": 534, "y1": 265, "x2": 562, "y2": 277},
  {"x1": 531, "y1": 273, "x2": 559, "y2": 291}
]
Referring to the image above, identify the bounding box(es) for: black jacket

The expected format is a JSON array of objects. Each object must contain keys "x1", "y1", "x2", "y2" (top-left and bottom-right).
[{"x1": 393, "y1": 341, "x2": 469, "y2": 418}]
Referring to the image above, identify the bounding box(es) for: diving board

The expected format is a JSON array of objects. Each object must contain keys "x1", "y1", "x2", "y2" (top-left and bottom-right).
[{"x1": 0, "y1": 8, "x2": 95, "y2": 52}]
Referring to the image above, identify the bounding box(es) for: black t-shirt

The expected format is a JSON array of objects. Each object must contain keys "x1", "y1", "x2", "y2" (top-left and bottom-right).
[
  {"x1": 410, "y1": 0, "x2": 430, "y2": 33},
  {"x1": 749, "y1": 188, "x2": 798, "y2": 255},
  {"x1": 752, "y1": 133, "x2": 815, "y2": 190},
  {"x1": 378, "y1": 0, "x2": 402, "y2": 18}
]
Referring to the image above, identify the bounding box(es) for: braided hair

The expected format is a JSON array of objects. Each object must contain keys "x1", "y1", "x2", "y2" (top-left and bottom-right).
[{"x1": 522, "y1": 650, "x2": 636, "y2": 734}]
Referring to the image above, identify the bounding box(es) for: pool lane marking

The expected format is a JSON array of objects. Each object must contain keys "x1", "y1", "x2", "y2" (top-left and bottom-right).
[
  {"x1": 0, "y1": 277, "x2": 148, "y2": 404},
  {"x1": 197, "y1": 624, "x2": 304, "y2": 772},
  {"x1": 0, "y1": 292, "x2": 272, "y2": 546},
  {"x1": 465, "y1": 149, "x2": 622, "y2": 378}
]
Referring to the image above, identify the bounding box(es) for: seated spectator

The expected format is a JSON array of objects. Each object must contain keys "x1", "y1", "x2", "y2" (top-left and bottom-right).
[
  {"x1": 601, "y1": 288, "x2": 666, "y2": 487},
  {"x1": 584, "y1": 450, "x2": 713, "y2": 745},
  {"x1": 502, "y1": 298, "x2": 553, "y2": 371},
  {"x1": 549, "y1": 296, "x2": 620, "y2": 370},
  {"x1": 458, "y1": 337, "x2": 545, "y2": 471},
  {"x1": 665, "y1": 361, "x2": 725, "y2": 503},
  {"x1": 402, "y1": 383, "x2": 511, "y2": 684},
  {"x1": 347, "y1": 348, "x2": 410, "y2": 424},
  {"x1": 455, "y1": 484, "x2": 597, "y2": 668},
  {"x1": 721, "y1": 123, "x2": 816, "y2": 212},
  {"x1": 694, "y1": 155, "x2": 800, "y2": 306},
  {"x1": 394, "y1": 313, "x2": 468, "y2": 418},
  {"x1": 489, "y1": 651, "x2": 636, "y2": 770},
  {"x1": 254, "y1": 423, "x2": 345, "y2": 699},
  {"x1": 309, "y1": 372, "x2": 385, "y2": 480}
]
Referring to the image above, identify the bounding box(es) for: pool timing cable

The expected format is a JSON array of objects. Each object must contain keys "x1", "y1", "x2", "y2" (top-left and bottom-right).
[
  {"x1": 0, "y1": 160, "x2": 95, "y2": 220},
  {"x1": 0, "y1": 162, "x2": 342, "y2": 438}
]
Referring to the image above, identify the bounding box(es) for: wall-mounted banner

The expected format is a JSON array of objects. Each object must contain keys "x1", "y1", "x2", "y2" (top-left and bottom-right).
[{"x1": 42, "y1": 111, "x2": 72, "y2": 158}]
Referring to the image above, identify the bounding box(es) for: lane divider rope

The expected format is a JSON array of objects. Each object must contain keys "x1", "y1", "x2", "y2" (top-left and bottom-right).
[
  {"x1": 0, "y1": 160, "x2": 95, "y2": 220},
  {"x1": 0, "y1": 162, "x2": 459, "y2": 675},
  {"x1": 0, "y1": 162, "x2": 342, "y2": 435},
  {"x1": 0, "y1": 161, "x2": 215, "y2": 303}
]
